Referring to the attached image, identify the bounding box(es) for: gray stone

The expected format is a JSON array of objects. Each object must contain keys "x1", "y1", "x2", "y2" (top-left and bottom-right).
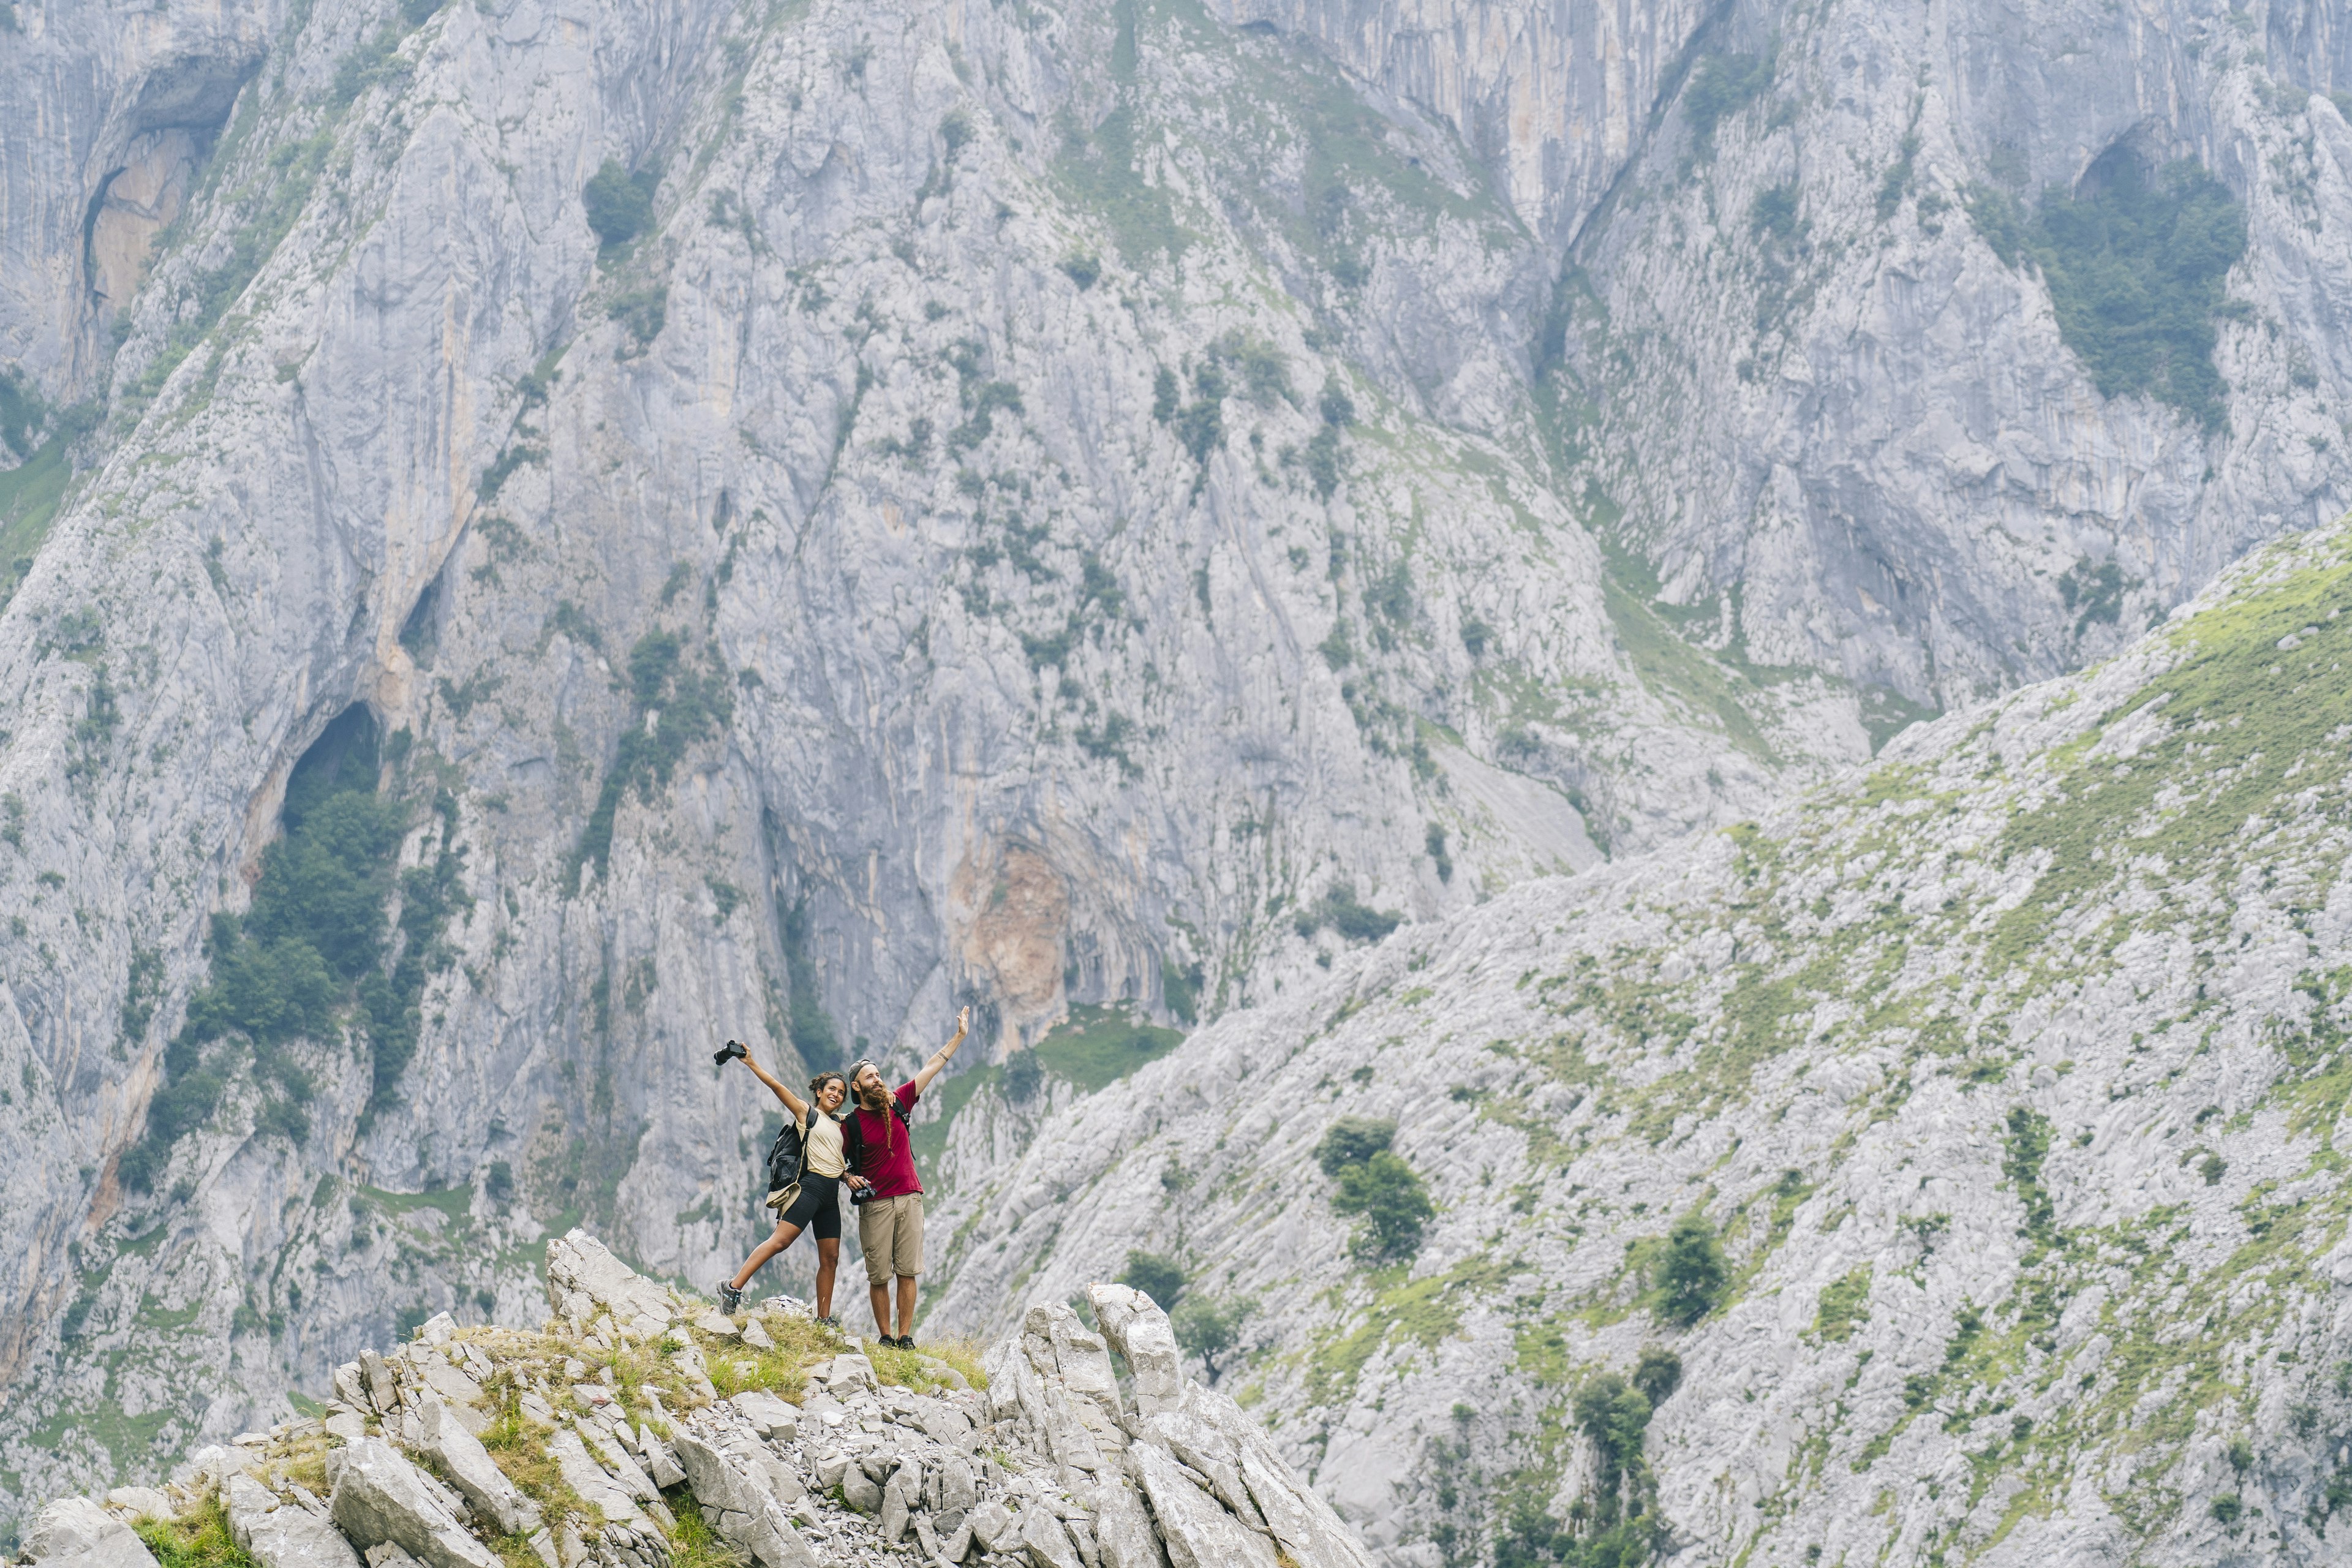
[
  {"x1": 225, "y1": 1475, "x2": 364, "y2": 1568},
  {"x1": 545, "y1": 1234, "x2": 676, "y2": 1335},
  {"x1": 967, "y1": 1501, "x2": 1016, "y2": 1555},
  {"x1": 1083, "y1": 1291, "x2": 1181, "y2": 1418},
  {"x1": 937, "y1": 1455, "x2": 977, "y2": 1516},
  {"x1": 360, "y1": 1353, "x2": 397, "y2": 1415},
  {"x1": 879, "y1": 1474, "x2": 910, "y2": 1544},
  {"x1": 25, "y1": 1497, "x2": 160, "y2": 1568},
  {"x1": 1087, "y1": 1479, "x2": 1164, "y2": 1568},
  {"x1": 1016, "y1": 1509, "x2": 1082, "y2": 1568},
  {"x1": 413, "y1": 1397, "x2": 541, "y2": 1536},
  {"x1": 727, "y1": 1391, "x2": 798, "y2": 1441},
  {"x1": 326, "y1": 1439, "x2": 498, "y2": 1568},
  {"x1": 1128, "y1": 1444, "x2": 1276, "y2": 1568},
  {"x1": 544, "y1": 1431, "x2": 642, "y2": 1525},
  {"x1": 666, "y1": 1431, "x2": 821, "y2": 1568},
  {"x1": 839, "y1": 1467, "x2": 881, "y2": 1515}
]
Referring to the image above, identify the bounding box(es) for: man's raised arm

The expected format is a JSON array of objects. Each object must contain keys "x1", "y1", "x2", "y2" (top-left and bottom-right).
[{"x1": 910, "y1": 1007, "x2": 971, "y2": 1095}]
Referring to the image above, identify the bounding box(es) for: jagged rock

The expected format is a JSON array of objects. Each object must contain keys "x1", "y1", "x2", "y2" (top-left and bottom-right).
[
  {"x1": 360, "y1": 1354, "x2": 397, "y2": 1416},
  {"x1": 573, "y1": 1423, "x2": 658, "y2": 1504},
  {"x1": 326, "y1": 1440, "x2": 498, "y2": 1568},
  {"x1": 1127, "y1": 1445, "x2": 1276, "y2": 1568},
  {"x1": 412, "y1": 1398, "x2": 540, "y2": 1537},
  {"x1": 543, "y1": 1431, "x2": 642, "y2": 1525},
  {"x1": 1083, "y1": 1289, "x2": 1180, "y2": 1417},
  {"x1": 878, "y1": 1473, "x2": 910, "y2": 1544},
  {"x1": 838, "y1": 1466, "x2": 880, "y2": 1515},
  {"x1": 726, "y1": 1392, "x2": 797, "y2": 1441},
  {"x1": 1087, "y1": 1479, "x2": 1165, "y2": 1568},
  {"x1": 225, "y1": 1474, "x2": 364, "y2": 1568},
  {"x1": 1018, "y1": 1507, "x2": 1083, "y2": 1568},
  {"x1": 737, "y1": 1319, "x2": 773, "y2": 1351},
  {"x1": 934, "y1": 1454, "x2": 976, "y2": 1516},
  {"x1": 666, "y1": 1432, "x2": 821, "y2": 1568},
  {"x1": 23, "y1": 1497, "x2": 160, "y2": 1568},
  {"x1": 966, "y1": 1499, "x2": 1016, "y2": 1555},
  {"x1": 545, "y1": 1234, "x2": 676, "y2": 1336}
]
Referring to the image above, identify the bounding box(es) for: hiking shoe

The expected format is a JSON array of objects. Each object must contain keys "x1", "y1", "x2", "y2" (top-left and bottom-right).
[
  {"x1": 716, "y1": 1282, "x2": 742, "y2": 1314},
  {"x1": 894, "y1": 1335, "x2": 916, "y2": 1351}
]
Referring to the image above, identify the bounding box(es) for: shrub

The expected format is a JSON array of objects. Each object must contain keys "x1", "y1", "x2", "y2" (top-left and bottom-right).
[
  {"x1": 1632, "y1": 1346, "x2": 1683, "y2": 1406},
  {"x1": 1118, "y1": 1250, "x2": 1185, "y2": 1310},
  {"x1": 1684, "y1": 52, "x2": 1773, "y2": 152},
  {"x1": 1330, "y1": 1151, "x2": 1433, "y2": 1262},
  {"x1": 1172, "y1": 1295, "x2": 1250, "y2": 1382},
  {"x1": 1968, "y1": 156, "x2": 2244, "y2": 429},
  {"x1": 1060, "y1": 254, "x2": 1101, "y2": 290},
  {"x1": 1294, "y1": 883, "x2": 1401, "y2": 943},
  {"x1": 583, "y1": 159, "x2": 657, "y2": 247},
  {"x1": 1656, "y1": 1212, "x2": 1728, "y2": 1325},
  {"x1": 1314, "y1": 1116, "x2": 1396, "y2": 1175},
  {"x1": 2210, "y1": 1493, "x2": 2242, "y2": 1524},
  {"x1": 1001, "y1": 1049, "x2": 1044, "y2": 1102}
]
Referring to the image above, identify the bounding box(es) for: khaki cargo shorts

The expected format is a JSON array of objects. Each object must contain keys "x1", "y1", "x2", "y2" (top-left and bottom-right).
[{"x1": 858, "y1": 1193, "x2": 924, "y2": 1285}]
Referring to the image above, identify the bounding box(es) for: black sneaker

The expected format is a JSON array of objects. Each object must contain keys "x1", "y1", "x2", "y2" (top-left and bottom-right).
[
  {"x1": 894, "y1": 1335, "x2": 916, "y2": 1351},
  {"x1": 716, "y1": 1282, "x2": 742, "y2": 1314}
]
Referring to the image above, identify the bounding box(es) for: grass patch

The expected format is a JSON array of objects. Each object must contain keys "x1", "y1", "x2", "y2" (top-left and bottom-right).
[
  {"x1": 1031, "y1": 1004, "x2": 1184, "y2": 1094},
  {"x1": 135, "y1": 1496, "x2": 256, "y2": 1568}
]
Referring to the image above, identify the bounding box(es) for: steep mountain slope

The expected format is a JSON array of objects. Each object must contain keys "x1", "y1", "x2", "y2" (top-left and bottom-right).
[
  {"x1": 925, "y1": 514, "x2": 2352, "y2": 1566},
  {"x1": 1561, "y1": 0, "x2": 2352, "y2": 714},
  {"x1": 6, "y1": 0, "x2": 2352, "y2": 1550}
]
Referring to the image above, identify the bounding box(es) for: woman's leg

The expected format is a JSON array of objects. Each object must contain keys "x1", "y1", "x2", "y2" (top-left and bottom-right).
[
  {"x1": 730, "y1": 1218, "x2": 803, "y2": 1291},
  {"x1": 814, "y1": 1238, "x2": 841, "y2": 1319}
]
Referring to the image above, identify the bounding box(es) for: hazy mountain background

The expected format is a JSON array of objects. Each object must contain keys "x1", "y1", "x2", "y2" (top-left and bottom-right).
[{"x1": 4, "y1": 0, "x2": 2351, "y2": 1561}]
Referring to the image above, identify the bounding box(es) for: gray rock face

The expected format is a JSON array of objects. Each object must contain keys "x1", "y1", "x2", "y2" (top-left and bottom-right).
[
  {"x1": 23, "y1": 1496, "x2": 160, "y2": 1568},
  {"x1": 327, "y1": 1441, "x2": 499, "y2": 1568},
  {"x1": 412, "y1": 1399, "x2": 540, "y2": 1539},
  {"x1": 666, "y1": 1430, "x2": 820, "y2": 1568},
  {"x1": 225, "y1": 1474, "x2": 365, "y2": 1568}
]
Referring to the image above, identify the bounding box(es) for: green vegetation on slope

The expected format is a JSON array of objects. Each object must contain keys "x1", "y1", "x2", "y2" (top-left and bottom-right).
[{"x1": 1967, "y1": 156, "x2": 2246, "y2": 430}]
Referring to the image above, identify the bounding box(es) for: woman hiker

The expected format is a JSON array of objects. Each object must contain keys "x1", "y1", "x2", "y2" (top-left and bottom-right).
[
  {"x1": 715, "y1": 1053, "x2": 850, "y2": 1325},
  {"x1": 840, "y1": 1006, "x2": 969, "y2": 1348}
]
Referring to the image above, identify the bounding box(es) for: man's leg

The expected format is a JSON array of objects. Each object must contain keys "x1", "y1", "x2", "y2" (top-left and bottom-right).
[
  {"x1": 859, "y1": 1196, "x2": 898, "y2": 1336},
  {"x1": 895, "y1": 1275, "x2": 918, "y2": 1341},
  {"x1": 891, "y1": 1196, "x2": 924, "y2": 1342}
]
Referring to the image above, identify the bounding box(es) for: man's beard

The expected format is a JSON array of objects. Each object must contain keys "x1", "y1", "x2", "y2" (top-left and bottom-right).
[{"x1": 859, "y1": 1084, "x2": 889, "y2": 1112}]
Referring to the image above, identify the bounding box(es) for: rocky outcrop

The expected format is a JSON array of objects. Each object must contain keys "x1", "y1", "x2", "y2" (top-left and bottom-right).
[{"x1": 6, "y1": 1237, "x2": 1371, "y2": 1568}]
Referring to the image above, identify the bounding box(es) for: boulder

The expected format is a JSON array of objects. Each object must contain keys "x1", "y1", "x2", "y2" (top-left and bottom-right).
[
  {"x1": 1085, "y1": 1286, "x2": 1182, "y2": 1416},
  {"x1": 328, "y1": 1439, "x2": 499, "y2": 1568},
  {"x1": 225, "y1": 1474, "x2": 364, "y2": 1568},
  {"x1": 413, "y1": 1398, "x2": 541, "y2": 1536},
  {"x1": 1089, "y1": 1477, "x2": 1167, "y2": 1568},
  {"x1": 1128, "y1": 1443, "x2": 1276, "y2": 1568},
  {"x1": 24, "y1": 1496, "x2": 161, "y2": 1568},
  {"x1": 878, "y1": 1474, "x2": 910, "y2": 1544},
  {"x1": 1023, "y1": 1304, "x2": 1118, "y2": 1417},
  {"x1": 1018, "y1": 1507, "x2": 1084, "y2": 1568},
  {"x1": 839, "y1": 1466, "x2": 881, "y2": 1514},
  {"x1": 573, "y1": 1422, "x2": 659, "y2": 1503},
  {"x1": 543, "y1": 1430, "x2": 642, "y2": 1523},
  {"x1": 545, "y1": 1232, "x2": 675, "y2": 1334},
  {"x1": 966, "y1": 1499, "x2": 1016, "y2": 1555},
  {"x1": 727, "y1": 1390, "x2": 797, "y2": 1440},
  {"x1": 936, "y1": 1453, "x2": 978, "y2": 1515},
  {"x1": 667, "y1": 1432, "x2": 822, "y2": 1568},
  {"x1": 360, "y1": 1352, "x2": 397, "y2": 1414}
]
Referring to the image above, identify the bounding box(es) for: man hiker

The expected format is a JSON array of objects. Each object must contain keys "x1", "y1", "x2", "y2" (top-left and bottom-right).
[{"x1": 841, "y1": 1006, "x2": 968, "y2": 1348}]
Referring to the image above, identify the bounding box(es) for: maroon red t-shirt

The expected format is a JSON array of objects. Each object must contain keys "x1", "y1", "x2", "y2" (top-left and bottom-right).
[{"x1": 848, "y1": 1082, "x2": 923, "y2": 1198}]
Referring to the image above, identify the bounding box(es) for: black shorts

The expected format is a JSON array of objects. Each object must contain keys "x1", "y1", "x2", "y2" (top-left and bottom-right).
[{"x1": 777, "y1": 1175, "x2": 841, "y2": 1242}]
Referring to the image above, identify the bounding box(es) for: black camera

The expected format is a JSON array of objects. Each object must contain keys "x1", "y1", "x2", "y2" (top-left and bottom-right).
[
  {"x1": 850, "y1": 1183, "x2": 880, "y2": 1206},
  {"x1": 713, "y1": 1039, "x2": 748, "y2": 1066}
]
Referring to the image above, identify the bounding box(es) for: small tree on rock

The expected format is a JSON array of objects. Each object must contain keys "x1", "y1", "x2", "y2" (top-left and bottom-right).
[{"x1": 1656, "y1": 1212, "x2": 1728, "y2": 1326}]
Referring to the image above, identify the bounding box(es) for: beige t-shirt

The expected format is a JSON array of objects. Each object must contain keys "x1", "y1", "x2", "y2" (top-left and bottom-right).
[{"x1": 804, "y1": 1112, "x2": 847, "y2": 1178}]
